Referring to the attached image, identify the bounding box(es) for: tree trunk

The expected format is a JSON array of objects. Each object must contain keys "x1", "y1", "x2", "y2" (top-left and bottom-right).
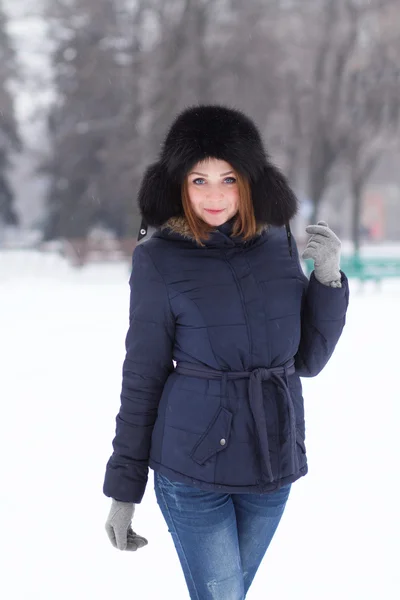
[
  {"x1": 351, "y1": 179, "x2": 363, "y2": 253},
  {"x1": 310, "y1": 202, "x2": 319, "y2": 225}
]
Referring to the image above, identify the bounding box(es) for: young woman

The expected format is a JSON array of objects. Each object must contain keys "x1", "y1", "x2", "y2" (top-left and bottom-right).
[{"x1": 104, "y1": 105, "x2": 349, "y2": 599}]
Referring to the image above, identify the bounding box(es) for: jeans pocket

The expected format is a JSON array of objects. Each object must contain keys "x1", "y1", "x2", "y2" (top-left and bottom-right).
[
  {"x1": 155, "y1": 471, "x2": 188, "y2": 489},
  {"x1": 190, "y1": 406, "x2": 233, "y2": 465}
]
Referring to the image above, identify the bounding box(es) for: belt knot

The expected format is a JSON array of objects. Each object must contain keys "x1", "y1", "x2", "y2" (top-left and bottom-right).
[{"x1": 251, "y1": 367, "x2": 273, "y2": 381}]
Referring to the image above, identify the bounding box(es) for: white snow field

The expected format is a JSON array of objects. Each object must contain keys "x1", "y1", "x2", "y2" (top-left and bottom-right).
[{"x1": 1, "y1": 250, "x2": 399, "y2": 600}]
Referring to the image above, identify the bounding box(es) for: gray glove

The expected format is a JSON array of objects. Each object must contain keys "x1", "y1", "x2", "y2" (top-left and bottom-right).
[
  {"x1": 302, "y1": 221, "x2": 342, "y2": 288},
  {"x1": 105, "y1": 499, "x2": 148, "y2": 551}
]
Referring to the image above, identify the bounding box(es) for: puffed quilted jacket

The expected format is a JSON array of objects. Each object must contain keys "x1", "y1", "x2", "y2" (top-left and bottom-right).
[{"x1": 103, "y1": 216, "x2": 349, "y2": 503}]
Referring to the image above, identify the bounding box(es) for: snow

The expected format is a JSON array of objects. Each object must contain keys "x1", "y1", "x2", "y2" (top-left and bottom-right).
[{"x1": 1, "y1": 251, "x2": 399, "y2": 599}]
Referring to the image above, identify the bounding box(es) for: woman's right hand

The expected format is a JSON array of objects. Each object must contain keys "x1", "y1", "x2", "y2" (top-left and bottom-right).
[{"x1": 105, "y1": 499, "x2": 148, "y2": 551}]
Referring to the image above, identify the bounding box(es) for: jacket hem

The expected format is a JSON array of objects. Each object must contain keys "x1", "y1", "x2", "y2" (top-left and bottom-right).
[{"x1": 149, "y1": 458, "x2": 308, "y2": 494}]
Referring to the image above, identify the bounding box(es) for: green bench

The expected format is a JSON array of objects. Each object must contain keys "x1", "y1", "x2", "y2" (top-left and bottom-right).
[{"x1": 303, "y1": 253, "x2": 400, "y2": 283}]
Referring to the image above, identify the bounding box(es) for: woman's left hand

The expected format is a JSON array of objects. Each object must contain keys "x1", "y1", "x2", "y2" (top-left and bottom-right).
[{"x1": 302, "y1": 221, "x2": 342, "y2": 287}]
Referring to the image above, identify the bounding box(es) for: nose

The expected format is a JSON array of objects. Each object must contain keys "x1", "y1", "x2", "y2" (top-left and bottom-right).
[{"x1": 206, "y1": 189, "x2": 224, "y2": 199}]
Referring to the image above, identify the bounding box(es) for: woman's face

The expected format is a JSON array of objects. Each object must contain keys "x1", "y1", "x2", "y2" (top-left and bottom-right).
[{"x1": 186, "y1": 158, "x2": 239, "y2": 226}]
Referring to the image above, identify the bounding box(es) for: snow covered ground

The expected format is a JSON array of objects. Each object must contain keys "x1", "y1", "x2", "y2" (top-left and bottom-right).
[{"x1": 1, "y1": 250, "x2": 399, "y2": 599}]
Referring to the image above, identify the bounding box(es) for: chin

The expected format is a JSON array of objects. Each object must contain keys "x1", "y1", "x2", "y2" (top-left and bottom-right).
[
  {"x1": 205, "y1": 217, "x2": 226, "y2": 226},
  {"x1": 202, "y1": 210, "x2": 231, "y2": 226}
]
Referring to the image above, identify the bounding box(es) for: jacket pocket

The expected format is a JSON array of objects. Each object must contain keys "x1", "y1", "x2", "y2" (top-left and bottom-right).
[
  {"x1": 190, "y1": 407, "x2": 233, "y2": 465},
  {"x1": 296, "y1": 437, "x2": 306, "y2": 454},
  {"x1": 296, "y1": 429, "x2": 306, "y2": 455}
]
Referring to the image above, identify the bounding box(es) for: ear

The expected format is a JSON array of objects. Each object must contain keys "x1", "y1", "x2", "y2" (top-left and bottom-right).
[
  {"x1": 138, "y1": 162, "x2": 182, "y2": 227},
  {"x1": 251, "y1": 164, "x2": 299, "y2": 226}
]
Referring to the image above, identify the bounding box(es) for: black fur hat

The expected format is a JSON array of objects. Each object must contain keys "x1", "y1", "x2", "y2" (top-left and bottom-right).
[{"x1": 137, "y1": 104, "x2": 298, "y2": 240}]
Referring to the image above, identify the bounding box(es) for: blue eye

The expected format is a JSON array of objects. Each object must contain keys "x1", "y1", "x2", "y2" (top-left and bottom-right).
[{"x1": 192, "y1": 177, "x2": 236, "y2": 185}]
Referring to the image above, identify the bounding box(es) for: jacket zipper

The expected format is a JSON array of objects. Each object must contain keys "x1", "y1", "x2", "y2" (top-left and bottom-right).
[{"x1": 222, "y1": 251, "x2": 253, "y2": 365}]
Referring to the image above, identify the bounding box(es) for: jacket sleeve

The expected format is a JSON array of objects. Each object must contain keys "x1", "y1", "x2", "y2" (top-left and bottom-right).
[
  {"x1": 103, "y1": 244, "x2": 175, "y2": 503},
  {"x1": 292, "y1": 239, "x2": 350, "y2": 378}
]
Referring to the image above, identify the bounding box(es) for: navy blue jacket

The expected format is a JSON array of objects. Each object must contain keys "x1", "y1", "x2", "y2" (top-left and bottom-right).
[{"x1": 103, "y1": 218, "x2": 349, "y2": 503}]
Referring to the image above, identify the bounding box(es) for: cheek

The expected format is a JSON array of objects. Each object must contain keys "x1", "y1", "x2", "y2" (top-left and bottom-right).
[
  {"x1": 188, "y1": 188, "x2": 203, "y2": 208},
  {"x1": 229, "y1": 188, "x2": 240, "y2": 206}
]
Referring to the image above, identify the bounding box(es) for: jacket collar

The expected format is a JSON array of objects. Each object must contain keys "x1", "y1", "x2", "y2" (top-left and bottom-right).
[{"x1": 157, "y1": 215, "x2": 269, "y2": 248}]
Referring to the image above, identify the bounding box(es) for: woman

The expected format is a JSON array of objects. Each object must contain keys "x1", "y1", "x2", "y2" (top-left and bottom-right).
[{"x1": 104, "y1": 105, "x2": 349, "y2": 599}]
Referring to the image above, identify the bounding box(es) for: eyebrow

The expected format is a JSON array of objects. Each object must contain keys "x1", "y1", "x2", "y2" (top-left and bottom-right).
[{"x1": 190, "y1": 170, "x2": 234, "y2": 177}]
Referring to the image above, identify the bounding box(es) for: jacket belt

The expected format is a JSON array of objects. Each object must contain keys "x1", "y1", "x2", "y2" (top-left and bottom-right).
[{"x1": 174, "y1": 359, "x2": 297, "y2": 483}]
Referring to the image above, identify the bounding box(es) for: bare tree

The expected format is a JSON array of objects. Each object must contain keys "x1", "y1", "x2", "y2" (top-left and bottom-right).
[
  {"x1": 0, "y1": 0, "x2": 22, "y2": 226},
  {"x1": 279, "y1": 0, "x2": 361, "y2": 222},
  {"x1": 42, "y1": 0, "x2": 131, "y2": 238},
  {"x1": 342, "y1": 2, "x2": 400, "y2": 250},
  {"x1": 142, "y1": 0, "x2": 214, "y2": 154},
  {"x1": 279, "y1": 0, "x2": 400, "y2": 236}
]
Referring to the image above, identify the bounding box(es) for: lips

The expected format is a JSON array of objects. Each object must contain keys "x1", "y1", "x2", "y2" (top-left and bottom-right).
[{"x1": 204, "y1": 209, "x2": 225, "y2": 214}]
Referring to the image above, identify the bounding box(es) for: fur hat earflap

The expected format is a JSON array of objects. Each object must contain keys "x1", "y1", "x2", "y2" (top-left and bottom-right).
[
  {"x1": 138, "y1": 104, "x2": 298, "y2": 229},
  {"x1": 251, "y1": 164, "x2": 299, "y2": 227},
  {"x1": 137, "y1": 162, "x2": 181, "y2": 228}
]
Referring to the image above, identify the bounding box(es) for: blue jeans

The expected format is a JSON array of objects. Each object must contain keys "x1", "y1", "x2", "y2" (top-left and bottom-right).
[{"x1": 154, "y1": 471, "x2": 291, "y2": 599}]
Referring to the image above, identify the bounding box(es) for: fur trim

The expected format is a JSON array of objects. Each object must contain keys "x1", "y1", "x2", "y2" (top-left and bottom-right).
[
  {"x1": 138, "y1": 105, "x2": 298, "y2": 228},
  {"x1": 160, "y1": 216, "x2": 196, "y2": 241},
  {"x1": 160, "y1": 215, "x2": 269, "y2": 242}
]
